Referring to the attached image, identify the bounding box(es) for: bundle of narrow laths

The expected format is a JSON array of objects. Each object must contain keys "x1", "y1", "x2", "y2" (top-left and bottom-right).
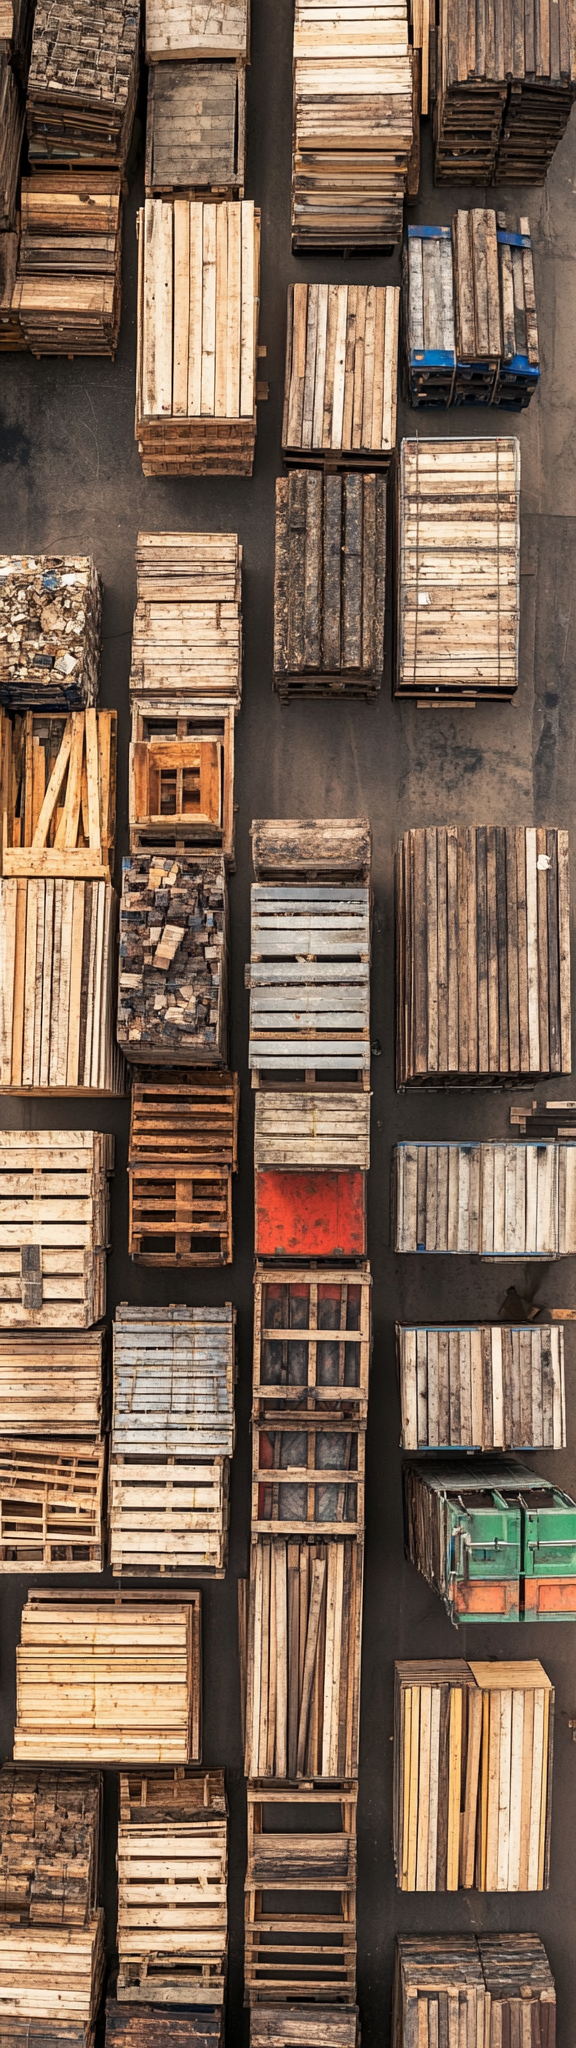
[
  {"x1": 0, "y1": 554, "x2": 101, "y2": 711},
  {"x1": 0, "y1": 876, "x2": 122, "y2": 1092},
  {"x1": 13, "y1": 173, "x2": 123, "y2": 357},
  {"x1": 0, "y1": 1763, "x2": 105, "y2": 2045},
  {"x1": 393, "y1": 1658, "x2": 554, "y2": 1891},
  {"x1": 435, "y1": 0, "x2": 576, "y2": 184},
  {"x1": 13, "y1": 1591, "x2": 202, "y2": 1763},
  {"x1": 403, "y1": 211, "x2": 539, "y2": 409},
  {"x1": 244, "y1": 1534, "x2": 364, "y2": 1780},
  {"x1": 391, "y1": 1933, "x2": 555, "y2": 2047},
  {"x1": 292, "y1": 0, "x2": 414, "y2": 249},
  {"x1": 26, "y1": 0, "x2": 140, "y2": 168}
]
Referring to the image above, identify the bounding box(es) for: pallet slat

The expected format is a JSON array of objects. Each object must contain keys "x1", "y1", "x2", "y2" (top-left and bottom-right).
[
  {"x1": 109, "y1": 1454, "x2": 230, "y2": 1578},
  {"x1": 0, "y1": 1439, "x2": 105, "y2": 1571},
  {"x1": 393, "y1": 1658, "x2": 554, "y2": 1891},
  {"x1": 13, "y1": 1592, "x2": 202, "y2": 1765}
]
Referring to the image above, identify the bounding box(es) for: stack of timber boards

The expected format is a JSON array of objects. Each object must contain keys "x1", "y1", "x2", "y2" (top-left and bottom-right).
[
  {"x1": 145, "y1": 0, "x2": 250, "y2": 61},
  {"x1": 393, "y1": 1139, "x2": 576, "y2": 1257},
  {"x1": 403, "y1": 1457, "x2": 576, "y2": 1622},
  {"x1": 0, "y1": 1764, "x2": 104, "y2": 2044},
  {"x1": 13, "y1": 1592, "x2": 202, "y2": 1763},
  {"x1": 273, "y1": 472, "x2": 386, "y2": 699},
  {"x1": 395, "y1": 438, "x2": 520, "y2": 704},
  {"x1": 0, "y1": 56, "x2": 24, "y2": 230},
  {"x1": 396, "y1": 1323, "x2": 567, "y2": 1450},
  {"x1": 251, "y1": 820, "x2": 371, "y2": 885},
  {"x1": 392, "y1": 1934, "x2": 556, "y2": 2048},
  {"x1": 247, "y1": 880, "x2": 370, "y2": 1080},
  {"x1": 0, "y1": 0, "x2": 35, "y2": 81},
  {"x1": 395, "y1": 825, "x2": 571, "y2": 1085},
  {"x1": 283, "y1": 284, "x2": 399, "y2": 468},
  {"x1": 0, "y1": 709, "x2": 116, "y2": 879},
  {"x1": 291, "y1": 0, "x2": 414, "y2": 250},
  {"x1": 0, "y1": 874, "x2": 122, "y2": 1093},
  {"x1": 0, "y1": 556, "x2": 101, "y2": 711},
  {"x1": 393, "y1": 1658, "x2": 554, "y2": 1891},
  {"x1": 0, "y1": 1130, "x2": 114, "y2": 1328},
  {"x1": 0, "y1": 1329, "x2": 105, "y2": 1440},
  {"x1": 130, "y1": 531, "x2": 242, "y2": 709},
  {"x1": 254, "y1": 1101, "x2": 369, "y2": 1256},
  {"x1": 135, "y1": 199, "x2": 261, "y2": 476},
  {"x1": 244, "y1": 1535, "x2": 363, "y2": 1780},
  {"x1": 109, "y1": 1304, "x2": 235, "y2": 1578},
  {"x1": 403, "y1": 212, "x2": 539, "y2": 409},
  {"x1": 117, "y1": 1770, "x2": 227, "y2": 2005},
  {"x1": 245, "y1": 1784, "x2": 357, "y2": 2003},
  {"x1": 26, "y1": 1, "x2": 140, "y2": 168},
  {"x1": 107, "y1": 2011, "x2": 224, "y2": 2048},
  {"x1": 127, "y1": 1071, "x2": 238, "y2": 1265},
  {"x1": 13, "y1": 174, "x2": 123, "y2": 358},
  {"x1": 434, "y1": 0, "x2": 576, "y2": 183},
  {"x1": 117, "y1": 851, "x2": 228, "y2": 1066},
  {"x1": 145, "y1": 63, "x2": 245, "y2": 196}
]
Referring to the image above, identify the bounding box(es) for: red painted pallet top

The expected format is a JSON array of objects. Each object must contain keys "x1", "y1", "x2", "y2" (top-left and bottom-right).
[{"x1": 255, "y1": 1168, "x2": 366, "y2": 1257}]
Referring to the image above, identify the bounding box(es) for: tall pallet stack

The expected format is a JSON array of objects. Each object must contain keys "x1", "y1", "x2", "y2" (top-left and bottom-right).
[
  {"x1": 402, "y1": 211, "x2": 540, "y2": 410},
  {"x1": 291, "y1": 0, "x2": 414, "y2": 251},
  {"x1": 110, "y1": 1303, "x2": 236, "y2": 1577},
  {"x1": 392, "y1": 1934, "x2": 556, "y2": 2043},
  {"x1": 434, "y1": 0, "x2": 576, "y2": 184},
  {"x1": 0, "y1": 1763, "x2": 106, "y2": 2046},
  {"x1": 145, "y1": 0, "x2": 250, "y2": 199},
  {"x1": 393, "y1": 1658, "x2": 554, "y2": 1891}
]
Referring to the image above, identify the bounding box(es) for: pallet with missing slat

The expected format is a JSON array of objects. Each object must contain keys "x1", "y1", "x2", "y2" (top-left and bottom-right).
[
  {"x1": 106, "y1": 2006, "x2": 224, "y2": 2048},
  {"x1": 0, "y1": 709, "x2": 116, "y2": 879},
  {"x1": 245, "y1": 1784, "x2": 357, "y2": 2004},
  {"x1": 0, "y1": 1438, "x2": 105, "y2": 1570}
]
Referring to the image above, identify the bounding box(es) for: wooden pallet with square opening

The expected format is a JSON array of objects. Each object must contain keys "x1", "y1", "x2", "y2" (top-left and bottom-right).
[
  {"x1": 0, "y1": 1129, "x2": 114, "y2": 1328},
  {"x1": 128, "y1": 1071, "x2": 238, "y2": 1266},
  {"x1": 130, "y1": 703, "x2": 236, "y2": 865},
  {"x1": 244, "y1": 1535, "x2": 363, "y2": 1782},
  {"x1": 252, "y1": 1412, "x2": 364, "y2": 1539},
  {"x1": 14, "y1": 1591, "x2": 202, "y2": 1766},
  {"x1": 244, "y1": 1784, "x2": 357, "y2": 2004},
  {"x1": 116, "y1": 1769, "x2": 227, "y2": 2006}
]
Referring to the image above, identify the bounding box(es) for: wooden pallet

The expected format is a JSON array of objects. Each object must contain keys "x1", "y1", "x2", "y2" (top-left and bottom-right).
[
  {"x1": 396, "y1": 1323, "x2": 567, "y2": 1452},
  {"x1": 393, "y1": 1140, "x2": 576, "y2": 1258},
  {"x1": 0, "y1": 1764, "x2": 102, "y2": 1927},
  {"x1": 14, "y1": 1592, "x2": 202, "y2": 1765},
  {"x1": 130, "y1": 532, "x2": 242, "y2": 708},
  {"x1": 116, "y1": 1770, "x2": 227, "y2": 2005},
  {"x1": 435, "y1": 0, "x2": 576, "y2": 184},
  {"x1": 245, "y1": 1785, "x2": 357, "y2": 2004},
  {"x1": 145, "y1": 61, "x2": 245, "y2": 196},
  {"x1": 0, "y1": 555, "x2": 101, "y2": 711},
  {"x1": 145, "y1": 0, "x2": 250, "y2": 63},
  {"x1": 394, "y1": 438, "x2": 520, "y2": 703},
  {"x1": 0, "y1": 1129, "x2": 114, "y2": 1329},
  {"x1": 0, "y1": 57, "x2": 24, "y2": 232},
  {"x1": 250, "y1": 2013, "x2": 359, "y2": 2048},
  {"x1": 26, "y1": 0, "x2": 140, "y2": 168},
  {"x1": 0, "y1": 876, "x2": 124, "y2": 1093},
  {"x1": 283, "y1": 284, "x2": 398, "y2": 467},
  {"x1": 394, "y1": 1658, "x2": 554, "y2": 1892},
  {"x1": 128, "y1": 1071, "x2": 238, "y2": 1266},
  {"x1": 255, "y1": 1093, "x2": 370, "y2": 1171},
  {"x1": 0, "y1": 1438, "x2": 105, "y2": 1570},
  {"x1": 135, "y1": 200, "x2": 262, "y2": 477},
  {"x1": 253, "y1": 1265, "x2": 371, "y2": 1420},
  {"x1": 292, "y1": 0, "x2": 413, "y2": 250},
  {"x1": 245, "y1": 1535, "x2": 364, "y2": 1781},
  {"x1": 251, "y1": 821, "x2": 371, "y2": 886},
  {"x1": 13, "y1": 174, "x2": 123, "y2": 357},
  {"x1": 118, "y1": 852, "x2": 228, "y2": 1067},
  {"x1": 396, "y1": 825, "x2": 571, "y2": 1086},
  {"x1": 252, "y1": 1412, "x2": 364, "y2": 1538},
  {"x1": 106, "y1": 2007, "x2": 223, "y2": 2048},
  {"x1": 403, "y1": 212, "x2": 539, "y2": 410},
  {"x1": 0, "y1": 709, "x2": 116, "y2": 879},
  {"x1": 255, "y1": 1169, "x2": 366, "y2": 1260},
  {"x1": 247, "y1": 883, "x2": 370, "y2": 1081},
  {"x1": 113, "y1": 1304, "x2": 236, "y2": 1459},
  {"x1": 130, "y1": 705, "x2": 235, "y2": 865},
  {"x1": 0, "y1": 1329, "x2": 105, "y2": 1439},
  {"x1": 0, "y1": 1916, "x2": 105, "y2": 2035},
  {"x1": 392, "y1": 1934, "x2": 555, "y2": 2048},
  {"x1": 274, "y1": 474, "x2": 385, "y2": 699},
  {"x1": 109, "y1": 1453, "x2": 230, "y2": 1578}
]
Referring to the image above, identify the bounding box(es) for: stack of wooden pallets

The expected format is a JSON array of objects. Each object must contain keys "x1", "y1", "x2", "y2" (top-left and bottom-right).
[
  {"x1": 0, "y1": 52, "x2": 24, "y2": 230},
  {"x1": 135, "y1": 197, "x2": 262, "y2": 476},
  {"x1": 13, "y1": 173, "x2": 123, "y2": 358},
  {"x1": 283, "y1": 284, "x2": 399, "y2": 469},
  {"x1": 274, "y1": 472, "x2": 386, "y2": 701},
  {"x1": 0, "y1": 1764, "x2": 105, "y2": 2045},
  {"x1": 403, "y1": 1456, "x2": 576, "y2": 1623},
  {"x1": 393, "y1": 1139, "x2": 576, "y2": 1258},
  {"x1": 392, "y1": 1934, "x2": 556, "y2": 2046},
  {"x1": 26, "y1": 0, "x2": 140, "y2": 168},
  {"x1": 245, "y1": 1784, "x2": 357, "y2": 2003},
  {"x1": 0, "y1": 1325, "x2": 106, "y2": 1571},
  {"x1": 434, "y1": 0, "x2": 576, "y2": 184},
  {"x1": 145, "y1": 64, "x2": 245, "y2": 197},
  {"x1": 116, "y1": 1770, "x2": 227, "y2": 2008},
  {"x1": 0, "y1": 554, "x2": 101, "y2": 710},
  {"x1": 393, "y1": 1658, "x2": 554, "y2": 1891},
  {"x1": 247, "y1": 819, "x2": 371, "y2": 1088},
  {"x1": 13, "y1": 1591, "x2": 202, "y2": 1763},
  {"x1": 129, "y1": 529, "x2": 241, "y2": 863},
  {"x1": 394, "y1": 438, "x2": 521, "y2": 705},
  {"x1": 0, "y1": 1129, "x2": 114, "y2": 1328},
  {"x1": 291, "y1": 0, "x2": 414, "y2": 250},
  {"x1": 403, "y1": 212, "x2": 540, "y2": 410},
  {"x1": 109, "y1": 1302, "x2": 236, "y2": 1577},
  {"x1": 396, "y1": 1322, "x2": 567, "y2": 1452},
  {"x1": 127, "y1": 1071, "x2": 238, "y2": 1266}
]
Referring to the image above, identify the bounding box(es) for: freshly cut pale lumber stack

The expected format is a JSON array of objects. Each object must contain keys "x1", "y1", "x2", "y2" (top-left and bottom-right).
[
  {"x1": 397, "y1": 1323, "x2": 567, "y2": 1451},
  {"x1": 0, "y1": 709, "x2": 116, "y2": 878},
  {"x1": 404, "y1": 1456, "x2": 576, "y2": 1622},
  {"x1": 252, "y1": 1411, "x2": 364, "y2": 1537},
  {"x1": 0, "y1": 58, "x2": 24, "y2": 230},
  {"x1": 0, "y1": 1765, "x2": 101, "y2": 1926},
  {"x1": 244, "y1": 1535, "x2": 363, "y2": 1780},
  {"x1": 283, "y1": 283, "x2": 399, "y2": 466},
  {"x1": 117, "y1": 1770, "x2": 227, "y2": 2005},
  {"x1": 253, "y1": 1266, "x2": 371, "y2": 1419},
  {"x1": 112, "y1": 1304, "x2": 237, "y2": 1459},
  {"x1": 107, "y1": 2010, "x2": 224, "y2": 2048},
  {"x1": 250, "y1": 2011, "x2": 359, "y2": 2048},
  {"x1": 393, "y1": 1140, "x2": 576, "y2": 1257},
  {"x1": 118, "y1": 852, "x2": 228, "y2": 1065},
  {"x1": 245, "y1": 1784, "x2": 357, "y2": 2002},
  {"x1": 13, "y1": 174, "x2": 123, "y2": 357},
  {"x1": 145, "y1": 0, "x2": 250, "y2": 62},
  {"x1": 403, "y1": 213, "x2": 539, "y2": 409},
  {"x1": 0, "y1": 556, "x2": 101, "y2": 711},
  {"x1": 0, "y1": 1916, "x2": 106, "y2": 2038},
  {"x1": 395, "y1": 438, "x2": 520, "y2": 703},
  {"x1": 26, "y1": 0, "x2": 140, "y2": 168},
  {"x1": 392, "y1": 1934, "x2": 556, "y2": 2048},
  {"x1": 274, "y1": 472, "x2": 386, "y2": 699},
  {"x1": 396, "y1": 825, "x2": 571, "y2": 1085},
  {"x1": 130, "y1": 531, "x2": 242, "y2": 711},
  {"x1": 0, "y1": 876, "x2": 123, "y2": 1093},
  {"x1": 0, "y1": 1330, "x2": 105, "y2": 1439},
  {"x1": 0, "y1": 1130, "x2": 114, "y2": 1328},
  {"x1": 14, "y1": 1592, "x2": 202, "y2": 1764},
  {"x1": 135, "y1": 199, "x2": 262, "y2": 476},
  {"x1": 247, "y1": 882, "x2": 370, "y2": 1080},
  {"x1": 255, "y1": 1094, "x2": 370, "y2": 1171},
  {"x1": 251, "y1": 819, "x2": 371, "y2": 884},
  {"x1": 0, "y1": 1439, "x2": 105, "y2": 1570},
  {"x1": 394, "y1": 1658, "x2": 554, "y2": 1891},
  {"x1": 292, "y1": 0, "x2": 414, "y2": 249},
  {"x1": 435, "y1": 0, "x2": 576, "y2": 184},
  {"x1": 145, "y1": 62, "x2": 245, "y2": 196},
  {"x1": 128, "y1": 1071, "x2": 238, "y2": 1265}
]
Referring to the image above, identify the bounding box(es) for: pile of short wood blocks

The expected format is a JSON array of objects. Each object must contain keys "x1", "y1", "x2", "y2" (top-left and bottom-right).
[
  {"x1": 403, "y1": 209, "x2": 540, "y2": 409},
  {"x1": 242, "y1": 818, "x2": 371, "y2": 2043},
  {"x1": 394, "y1": 436, "x2": 521, "y2": 705},
  {"x1": 434, "y1": 0, "x2": 576, "y2": 183},
  {"x1": 0, "y1": 1762, "x2": 106, "y2": 2039},
  {"x1": 110, "y1": 1302, "x2": 236, "y2": 1578},
  {"x1": 291, "y1": 0, "x2": 415, "y2": 250}
]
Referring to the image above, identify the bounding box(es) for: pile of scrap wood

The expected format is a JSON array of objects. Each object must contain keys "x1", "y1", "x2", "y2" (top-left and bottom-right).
[
  {"x1": 396, "y1": 1322, "x2": 567, "y2": 1451},
  {"x1": 0, "y1": 1763, "x2": 105, "y2": 2044},
  {"x1": 0, "y1": 1325, "x2": 106, "y2": 1570},
  {"x1": 117, "y1": 851, "x2": 228, "y2": 1067},
  {"x1": 393, "y1": 1658, "x2": 554, "y2": 1891},
  {"x1": 135, "y1": 198, "x2": 262, "y2": 475},
  {"x1": 435, "y1": 0, "x2": 576, "y2": 183},
  {"x1": 291, "y1": 0, "x2": 414, "y2": 249},
  {"x1": 403, "y1": 211, "x2": 540, "y2": 409},
  {"x1": 403, "y1": 1456, "x2": 576, "y2": 1622},
  {"x1": 13, "y1": 173, "x2": 123, "y2": 357},
  {"x1": 245, "y1": 1785, "x2": 357, "y2": 2002},
  {"x1": 13, "y1": 1591, "x2": 202, "y2": 1763},
  {"x1": 109, "y1": 1303, "x2": 236, "y2": 1576},
  {"x1": 26, "y1": 0, "x2": 140, "y2": 167},
  {"x1": 392, "y1": 1935, "x2": 555, "y2": 2046},
  {"x1": 394, "y1": 438, "x2": 521, "y2": 704},
  {"x1": 0, "y1": 1129, "x2": 114, "y2": 1327},
  {"x1": 273, "y1": 472, "x2": 386, "y2": 700},
  {"x1": 145, "y1": 61, "x2": 245, "y2": 196},
  {"x1": 116, "y1": 1770, "x2": 227, "y2": 2004},
  {"x1": 393, "y1": 1139, "x2": 576, "y2": 1259},
  {"x1": 127, "y1": 1071, "x2": 238, "y2": 1265},
  {"x1": 283, "y1": 283, "x2": 399, "y2": 466},
  {"x1": 0, "y1": 555, "x2": 101, "y2": 710}
]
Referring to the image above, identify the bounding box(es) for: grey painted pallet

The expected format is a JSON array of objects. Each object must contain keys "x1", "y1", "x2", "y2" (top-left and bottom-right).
[{"x1": 113, "y1": 1304, "x2": 236, "y2": 1458}]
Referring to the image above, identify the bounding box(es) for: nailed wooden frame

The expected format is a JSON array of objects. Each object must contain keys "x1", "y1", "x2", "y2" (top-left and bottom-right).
[
  {"x1": 113, "y1": 1304, "x2": 237, "y2": 1461},
  {"x1": 251, "y1": 1411, "x2": 365, "y2": 1538},
  {"x1": 244, "y1": 1783, "x2": 357, "y2": 2005},
  {"x1": 106, "y1": 2006, "x2": 224, "y2": 2048},
  {"x1": 128, "y1": 1071, "x2": 238, "y2": 1266},
  {"x1": 130, "y1": 704, "x2": 236, "y2": 865},
  {"x1": 116, "y1": 1769, "x2": 227, "y2": 2006},
  {"x1": 254, "y1": 1093, "x2": 370, "y2": 1172},
  {"x1": 109, "y1": 1453, "x2": 230, "y2": 1579},
  {"x1": 0, "y1": 1438, "x2": 105, "y2": 1571},
  {"x1": 135, "y1": 200, "x2": 262, "y2": 479},
  {"x1": 145, "y1": 61, "x2": 246, "y2": 198},
  {"x1": 0, "y1": 710, "x2": 116, "y2": 879},
  {"x1": 396, "y1": 1322, "x2": 567, "y2": 1451},
  {"x1": 0, "y1": 1129, "x2": 114, "y2": 1329},
  {"x1": 251, "y1": 821, "x2": 371, "y2": 886},
  {"x1": 282, "y1": 284, "x2": 399, "y2": 468}
]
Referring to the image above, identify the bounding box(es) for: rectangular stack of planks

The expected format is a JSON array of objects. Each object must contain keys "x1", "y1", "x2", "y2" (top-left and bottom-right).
[
  {"x1": 13, "y1": 173, "x2": 123, "y2": 358},
  {"x1": 0, "y1": 1321, "x2": 105, "y2": 1571},
  {"x1": 403, "y1": 1456, "x2": 576, "y2": 1622},
  {"x1": 117, "y1": 851, "x2": 228, "y2": 1066},
  {"x1": 396, "y1": 1323, "x2": 567, "y2": 1451},
  {"x1": 273, "y1": 472, "x2": 386, "y2": 700},
  {"x1": 283, "y1": 283, "x2": 399, "y2": 467},
  {"x1": 0, "y1": 555, "x2": 101, "y2": 711},
  {"x1": 135, "y1": 198, "x2": 262, "y2": 475},
  {"x1": 434, "y1": 0, "x2": 576, "y2": 184},
  {"x1": 107, "y1": 2011, "x2": 224, "y2": 2048},
  {"x1": 394, "y1": 438, "x2": 521, "y2": 704},
  {"x1": 0, "y1": 873, "x2": 123, "y2": 1092},
  {"x1": 0, "y1": 1763, "x2": 105, "y2": 2045},
  {"x1": 291, "y1": 0, "x2": 414, "y2": 250},
  {"x1": 245, "y1": 1784, "x2": 357, "y2": 2003},
  {"x1": 26, "y1": 0, "x2": 140, "y2": 168},
  {"x1": 117, "y1": 1770, "x2": 227, "y2": 2007},
  {"x1": 393, "y1": 1658, "x2": 554, "y2": 1891},
  {"x1": 403, "y1": 211, "x2": 539, "y2": 409},
  {"x1": 127, "y1": 1071, "x2": 238, "y2": 1265},
  {"x1": 145, "y1": 63, "x2": 245, "y2": 197},
  {"x1": 247, "y1": 825, "x2": 370, "y2": 1086},
  {"x1": 109, "y1": 1303, "x2": 236, "y2": 1578},
  {"x1": 392, "y1": 1934, "x2": 556, "y2": 2047},
  {"x1": 393, "y1": 1139, "x2": 576, "y2": 1257},
  {"x1": 395, "y1": 825, "x2": 571, "y2": 1086},
  {"x1": 0, "y1": 53, "x2": 24, "y2": 231},
  {"x1": 244, "y1": 1533, "x2": 364, "y2": 1782},
  {"x1": 13, "y1": 1591, "x2": 202, "y2": 1764},
  {"x1": 0, "y1": 1129, "x2": 114, "y2": 1328},
  {"x1": 0, "y1": 227, "x2": 26, "y2": 349},
  {"x1": 130, "y1": 530, "x2": 242, "y2": 708},
  {"x1": 0, "y1": 1328, "x2": 105, "y2": 1439},
  {"x1": 0, "y1": 709, "x2": 116, "y2": 878}
]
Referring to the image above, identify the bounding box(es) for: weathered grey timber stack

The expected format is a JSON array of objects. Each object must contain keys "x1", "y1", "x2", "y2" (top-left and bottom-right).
[
  {"x1": 403, "y1": 212, "x2": 539, "y2": 409},
  {"x1": 392, "y1": 1935, "x2": 556, "y2": 2042},
  {"x1": 291, "y1": 0, "x2": 414, "y2": 250},
  {"x1": 0, "y1": 1765, "x2": 105, "y2": 2044},
  {"x1": 145, "y1": 62, "x2": 245, "y2": 196},
  {"x1": 273, "y1": 472, "x2": 386, "y2": 699},
  {"x1": 26, "y1": 0, "x2": 140, "y2": 167},
  {"x1": 393, "y1": 1140, "x2": 576, "y2": 1257},
  {"x1": 283, "y1": 283, "x2": 399, "y2": 468},
  {"x1": 396, "y1": 1323, "x2": 567, "y2": 1450},
  {"x1": 246, "y1": 820, "x2": 371, "y2": 1084},
  {"x1": 110, "y1": 1302, "x2": 236, "y2": 1576},
  {"x1": 13, "y1": 1591, "x2": 202, "y2": 1763},
  {"x1": 395, "y1": 439, "x2": 521, "y2": 704},
  {"x1": 135, "y1": 198, "x2": 262, "y2": 476},
  {"x1": 116, "y1": 1771, "x2": 227, "y2": 2007},
  {"x1": 434, "y1": 0, "x2": 576, "y2": 182}
]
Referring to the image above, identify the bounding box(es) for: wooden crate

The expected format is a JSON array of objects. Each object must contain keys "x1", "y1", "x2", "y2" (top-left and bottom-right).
[
  {"x1": 145, "y1": 0, "x2": 250, "y2": 62},
  {"x1": 130, "y1": 532, "x2": 242, "y2": 709},
  {"x1": 0, "y1": 1764, "x2": 102, "y2": 1926},
  {"x1": 292, "y1": 0, "x2": 413, "y2": 250},
  {"x1": 0, "y1": 1439, "x2": 105, "y2": 1570},
  {"x1": 283, "y1": 284, "x2": 398, "y2": 468},
  {"x1": 0, "y1": 1916, "x2": 105, "y2": 2035},
  {"x1": 13, "y1": 174, "x2": 123, "y2": 358},
  {"x1": 130, "y1": 706, "x2": 235, "y2": 865},
  {"x1": 255, "y1": 1094, "x2": 370, "y2": 1171},
  {"x1": 128, "y1": 1071, "x2": 238, "y2": 1266},
  {"x1": 245, "y1": 1535, "x2": 364, "y2": 1781},
  {"x1": 0, "y1": 58, "x2": 24, "y2": 233},
  {"x1": 274, "y1": 474, "x2": 385, "y2": 699},
  {"x1": 396, "y1": 825, "x2": 571, "y2": 1086},
  {"x1": 251, "y1": 820, "x2": 371, "y2": 886},
  {"x1": 392, "y1": 1140, "x2": 576, "y2": 1258},
  {"x1": 0, "y1": 877, "x2": 124, "y2": 1094},
  {"x1": 117, "y1": 1770, "x2": 227, "y2": 2006},
  {"x1": 107, "y1": 2007, "x2": 223, "y2": 2048},
  {"x1": 26, "y1": 0, "x2": 140, "y2": 168},
  {"x1": 247, "y1": 883, "x2": 370, "y2": 1082},
  {"x1": 0, "y1": 1330, "x2": 105, "y2": 1439},
  {"x1": 250, "y1": 2013, "x2": 358, "y2": 2048},
  {"x1": 435, "y1": 0, "x2": 576, "y2": 184},
  {"x1": 391, "y1": 1934, "x2": 555, "y2": 2048},
  {"x1": 253, "y1": 1266, "x2": 371, "y2": 1420},
  {"x1": 0, "y1": 556, "x2": 101, "y2": 712},
  {"x1": 117, "y1": 852, "x2": 228, "y2": 1067},
  {"x1": 395, "y1": 438, "x2": 520, "y2": 704},
  {"x1": 252, "y1": 1413, "x2": 364, "y2": 1538},
  {"x1": 394, "y1": 1658, "x2": 554, "y2": 1892},
  {"x1": 145, "y1": 61, "x2": 245, "y2": 196},
  {"x1": 109, "y1": 1453, "x2": 230, "y2": 1578},
  {"x1": 135, "y1": 200, "x2": 262, "y2": 477},
  {"x1": 245, "y1": 1785, "x2": 357, "y2": 2004},
  {"x1": 14, "y1": 1591, "x2": 202, "y2": 1765},
  {"x1": 396, "y1": 1324, "x2": 567, "y2": 1452},
  {"x1": 403, "y1": 1455, "x2": 576, "y2": 1623},
  {"x1": 0, "y1": 710, "x2": 116, "y2": 880},
  {"x1": 0, "y1": 1130, "x2": 114, "y2": 1329},
  {"x1": 113, "y1": 1304, "x2": 236, "y2": 1459}
]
